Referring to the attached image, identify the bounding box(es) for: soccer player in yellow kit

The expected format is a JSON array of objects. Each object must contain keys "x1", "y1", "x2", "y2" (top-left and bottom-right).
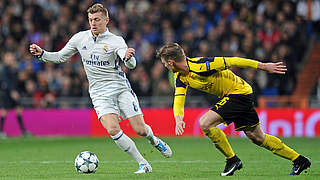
[{"x1": 157, "y1": 43, "x2": 311, "y2": 176}]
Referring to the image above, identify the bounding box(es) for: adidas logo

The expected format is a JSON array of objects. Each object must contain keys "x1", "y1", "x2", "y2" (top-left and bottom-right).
[{"x1": 82, "y1": 46, "x2": 87, "y2": 50}]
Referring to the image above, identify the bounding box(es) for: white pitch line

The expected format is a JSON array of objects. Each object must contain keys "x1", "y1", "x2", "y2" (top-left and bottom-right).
[
  {"x1": 1, "y1": 160, "x2": 320, "y2": 164},
  {"x1": 0, "y1": 160, "x2": 210, "y2": 164}
]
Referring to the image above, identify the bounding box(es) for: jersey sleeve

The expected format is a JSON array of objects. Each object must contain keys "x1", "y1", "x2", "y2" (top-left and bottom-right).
[
  {"x1": 115, "y1": 37, "x2": 136, "y2": 69},
  {"x1": 173, "y1": 73, "x2": 187, "y2": 118},
  {"x1": 191, "y1": 57, "x2": 259, "y2": 72},
  {"x1": 209, "y1": 57, "x2": 258, "y2": 71},
  {"x1": 115, "y1": 37, "x2": 128, "y2": 60},
  {"x1": 40, "y1": 32, "x2": 80, "y2": 63}
]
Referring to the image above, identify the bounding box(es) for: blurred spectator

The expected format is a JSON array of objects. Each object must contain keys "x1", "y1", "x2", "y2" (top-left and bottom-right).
[
  {"x1": 314, "y1": 77, "x2": 320, "y2": 101},
  {"x1": 257, "y1": 19, "x2": 281, "y2": 47},
  {"x1": 214, "y1": 1, "x2": 237, "y2": 24},
  {"x1": 297, "y1": 0, "x2": 320, "y2": 35},
  {"x1": 257, "y1": 0, "x2": 277, "y2": 20},
  {"x1": 128, "y1": 32, "x2": 150, "y2": 63}
]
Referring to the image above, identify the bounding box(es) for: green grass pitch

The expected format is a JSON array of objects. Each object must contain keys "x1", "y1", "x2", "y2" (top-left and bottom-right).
[{"x1": 0, "y1": 137, "x2": 318, "y2": 179}]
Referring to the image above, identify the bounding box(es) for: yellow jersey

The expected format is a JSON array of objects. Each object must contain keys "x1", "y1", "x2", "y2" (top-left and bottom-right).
[{"x1": 174, "y1": 57, "x2": 258, "y2": 118}]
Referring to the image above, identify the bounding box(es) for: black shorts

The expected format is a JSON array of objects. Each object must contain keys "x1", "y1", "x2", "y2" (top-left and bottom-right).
[
  {"x1": 0, "y1": 94, "x2": 19, "y2": 109},
  {"x1": 210, "y1": 94, "x2": 260, "y2": 131}
]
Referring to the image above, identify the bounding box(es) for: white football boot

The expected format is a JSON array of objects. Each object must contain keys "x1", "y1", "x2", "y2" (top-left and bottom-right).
[
  {"x1": 154, "y1": 137, "x2": 172, "y2": 158},
  {"x1": 134, "y1": 162, "x2": 152, "y2": 174}
]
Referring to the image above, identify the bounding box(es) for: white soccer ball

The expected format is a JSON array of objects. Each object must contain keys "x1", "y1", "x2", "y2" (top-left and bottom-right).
[{"x1": 74, "y1": 151, "x2": 99, "y2": 173}]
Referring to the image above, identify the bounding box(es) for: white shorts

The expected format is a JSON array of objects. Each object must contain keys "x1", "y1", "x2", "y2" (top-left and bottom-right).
[{"x1": 92, "y1": 90, "x2": 142, "y2": 120}]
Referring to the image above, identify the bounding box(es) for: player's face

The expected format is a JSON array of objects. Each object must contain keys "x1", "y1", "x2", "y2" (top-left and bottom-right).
[{"x1": 88, "y1": 12, "x2": 109, "y2": 36}]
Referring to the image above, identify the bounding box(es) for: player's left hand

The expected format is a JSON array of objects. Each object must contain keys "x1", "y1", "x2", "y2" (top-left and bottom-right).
[
  {"x1": 259, "y1": 62, "x2": 287, "y2": 74},
  {"x1": 125, "y1": 48, "x2": 135, "y2": 60},
  {"x1": 175, "y1": 115, "x2": 185, "y2": 136}
]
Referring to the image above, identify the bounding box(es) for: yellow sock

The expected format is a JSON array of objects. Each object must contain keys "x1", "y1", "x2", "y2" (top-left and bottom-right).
[
  {"x1": 204, "y1": 127, "x2": 235, "y2": 159},
  {"x1": 260, "y1": 134, "x2": 299, "y2": 161}
]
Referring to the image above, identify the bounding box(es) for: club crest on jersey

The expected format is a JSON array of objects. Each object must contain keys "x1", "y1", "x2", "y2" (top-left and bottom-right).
[{"x1": 103, "y1": 45, "x2": 108, "y2": 54}]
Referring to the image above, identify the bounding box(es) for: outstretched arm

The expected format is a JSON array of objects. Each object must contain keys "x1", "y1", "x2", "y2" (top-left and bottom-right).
[
  {"x1": 257, "y1": 61, "x2": 287, "y2": 74},
  {"x1": 29, "y1": 33, "x2": 79, "y2": 63},
  {"x1": 202, "y1": 57, "x2": 287, "y2": 75}
]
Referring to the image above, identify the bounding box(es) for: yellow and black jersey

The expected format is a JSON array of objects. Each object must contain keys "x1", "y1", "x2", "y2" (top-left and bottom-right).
[{"x1": 173, "y1": 56, "x2": 258, "y2": 118}]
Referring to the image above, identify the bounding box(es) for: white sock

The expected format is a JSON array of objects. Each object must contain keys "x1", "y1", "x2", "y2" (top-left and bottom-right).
[
  {"x1": 111, "y1": 130, "x2": 146, "y2": 164},
  {"x1": 144, "y1": 124, "x2": 159, "y2": 145}
]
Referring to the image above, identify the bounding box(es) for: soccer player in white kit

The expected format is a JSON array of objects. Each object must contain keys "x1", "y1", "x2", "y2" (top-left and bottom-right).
[{"x1": 29, "y1": 3, "x2": 172, "y2": 174}]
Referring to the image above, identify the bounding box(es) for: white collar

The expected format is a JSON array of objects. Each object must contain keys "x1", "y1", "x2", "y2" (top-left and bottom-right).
[{"x1": 90, "y1": 28, "x2": 110, "y2": 39}]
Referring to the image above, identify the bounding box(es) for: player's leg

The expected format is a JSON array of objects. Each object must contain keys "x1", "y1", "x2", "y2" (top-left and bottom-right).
[
  {"x1": 14, "y1": 106, "x2": 31, "y2": 136},
  {"x1": 128, "y1": 114, "x2": 172, "y2": 158},
  {"x1": 0, "y1": 109, "x2": 7, "y2": 131},
  {"x1": 244, "y1": 125, "x2": 311, "y2": 175},
  {"x1": 119, "y1": 90, "x2": 172, "y2": 158},
  {"x1": 199, "y1": 110, "x2": 242, "y2": 176},
  {"x1": 0, "y1": 108, "x2": 8, "y2": 138},
  {"x1": 245, "y1": 125, "x2": 300, "y2": 159},
  {"x1": 199, "y1": 110, "x2": 235, "y2": 159},
  {"x1": 99, "y1": 113, "x2": 151, "y2": 173}
]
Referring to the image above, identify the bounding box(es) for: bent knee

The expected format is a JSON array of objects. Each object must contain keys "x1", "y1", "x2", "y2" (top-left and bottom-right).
[
  {"x1": 135, "y1": 127, "x2": 148, "y2": 136},
  {"x1": 246, "y1": 133, "x2": 265, "y2": 145},
  {"x1": 199, "y1": 117, "x2": 211, "y2": 132},
  {"x1": 199, "y1": 111, "x2": 221, "y2": 132},
  {"x1": 107, "y1": 127, "x2": 121, "y2": 136}
]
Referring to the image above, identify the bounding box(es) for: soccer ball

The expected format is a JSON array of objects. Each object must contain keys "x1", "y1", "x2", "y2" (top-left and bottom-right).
[{"x1": 74, "y1": 151, "x2": 99, "y2": 173}]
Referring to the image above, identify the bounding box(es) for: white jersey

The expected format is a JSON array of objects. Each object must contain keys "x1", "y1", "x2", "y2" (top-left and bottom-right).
[{"x1": 39, "y1": 30, "x2": 136, "y2": 99}]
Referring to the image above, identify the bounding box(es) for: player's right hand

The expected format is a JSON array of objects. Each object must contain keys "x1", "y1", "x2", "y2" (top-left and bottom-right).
[
  {"x1": 29, "y1": 44, "x2": 43, "y2": 56},
  {"x1": 175, "y1": 115, "x2": 185, "y2": 136},
  {"x1": 125, "y1": 48, "x2": 135, "y2": 60}
]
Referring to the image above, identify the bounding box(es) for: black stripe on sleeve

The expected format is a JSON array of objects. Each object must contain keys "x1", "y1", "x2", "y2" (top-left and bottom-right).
[
  {"x1": 223, "y1": 57, "x2": 227, "y2": 69},
  {"x1": 188, "y1": 57, "x2": 215, "y2": 63},
  {"x1": 175, "y1": 94, "x2": 185, "y2": 96}
]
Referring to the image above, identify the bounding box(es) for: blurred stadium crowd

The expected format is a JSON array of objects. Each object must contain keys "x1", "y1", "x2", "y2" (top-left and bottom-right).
[{"x1": 0, "y1": 0, "x2": 319, "y2": 108}]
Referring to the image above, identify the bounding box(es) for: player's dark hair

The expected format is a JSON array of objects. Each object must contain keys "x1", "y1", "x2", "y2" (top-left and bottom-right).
[
  {"x1": 87, "y1": 3, "x2": 108, "y2": 18},
  {"x1": 157, "y1": 43, "x2": 185, "y2": 62}
]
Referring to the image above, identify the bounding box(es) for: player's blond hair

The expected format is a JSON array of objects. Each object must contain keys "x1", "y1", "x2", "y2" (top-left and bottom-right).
[
  {"x1": 157, "y1": 43, "x2": 185, "y2": 62},
  {"x1": 87, "y1": 3, "x2": 108, "y2": 18}
]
